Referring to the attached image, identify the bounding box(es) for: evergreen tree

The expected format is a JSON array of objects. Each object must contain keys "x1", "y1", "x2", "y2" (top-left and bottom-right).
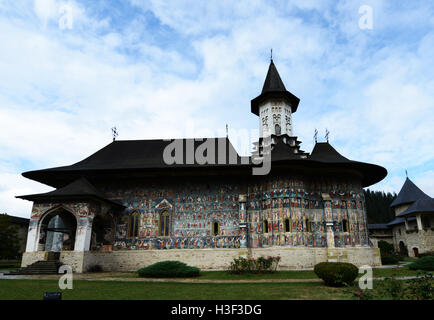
[
  {"x1": 363, "y1": 189, "x2": 397, "y2": 224},
  {"x1": 0, "y1": 214, "x2": 21, "y2": 260}
]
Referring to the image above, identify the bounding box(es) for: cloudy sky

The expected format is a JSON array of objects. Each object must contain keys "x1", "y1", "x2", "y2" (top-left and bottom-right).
[{"x1": 1, "y1": 0, "x2": 433, "y2": 218}]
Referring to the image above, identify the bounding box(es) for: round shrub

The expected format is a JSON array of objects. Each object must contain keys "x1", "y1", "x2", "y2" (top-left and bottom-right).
[
  {"x1": 409, "y1": 256, "x2": 434, "y2": 271},
  {"x1": 138, "y1": 260, "x2": 200, "y2": 278},
  {"x1": 381, "y1": 255, "x2": 399, "y2": 265},
  {"x1": 314, "y1": 262, "x2": 358, "y2": 287}
]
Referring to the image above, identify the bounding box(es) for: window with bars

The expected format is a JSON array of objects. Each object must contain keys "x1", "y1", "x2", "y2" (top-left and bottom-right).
[
  {"x1": 128, "y1": 212, "x2": 140, "y2": 238},
  {"x1": 159, "y1": 211, "x2": 171, "y2": 237}
]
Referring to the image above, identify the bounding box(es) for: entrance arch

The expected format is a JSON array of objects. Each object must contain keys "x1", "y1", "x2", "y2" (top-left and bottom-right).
[
  {"x1": 399, "y1": 241, "x2": 408, "y2": 257},
  {"x1": 38, "y1": 207, "x2": 77, "y2": 252}
]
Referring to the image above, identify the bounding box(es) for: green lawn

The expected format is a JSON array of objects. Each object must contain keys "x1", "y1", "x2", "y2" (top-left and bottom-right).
[
  {"x1": 0, "y1": 279, "x2": 353, "y2": 300},
  {"x1": 110, "y1": 266, "x2": 426, "y2": 280}
]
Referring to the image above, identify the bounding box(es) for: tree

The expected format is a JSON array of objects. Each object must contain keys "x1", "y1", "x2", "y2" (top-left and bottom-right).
[
  {"x1": 364, "y1": 189, "x2": 397, "y2": 224},
  {"x1": 0, "y1": 214, "x2": 21, "y2": 260}
]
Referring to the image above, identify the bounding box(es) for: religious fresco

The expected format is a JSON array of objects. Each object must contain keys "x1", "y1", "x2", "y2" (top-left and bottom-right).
[
  {"x1": 100, "y1": 180, "x2": 243, "y2": 250},
  {"x1": 94, "y1": 174, "x2": 369, "y2": 251},
  {"x1": 31, "y1": 201, "x2": 91, "y2": 220},
  {"x1": 246, "y1": 175, "x2": 369, "y2": 248}
]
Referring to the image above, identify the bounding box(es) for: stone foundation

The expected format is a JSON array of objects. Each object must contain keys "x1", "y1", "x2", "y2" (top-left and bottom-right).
[{"x1": 22, "y1": 247, "x2": 381, "y2": 273}]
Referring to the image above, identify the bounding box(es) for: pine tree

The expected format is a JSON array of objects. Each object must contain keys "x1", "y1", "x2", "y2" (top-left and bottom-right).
[
  {"x1": 0, "y1": 214, "x2": 21, "y2": 260},
  {"x1": 363, "y1": 189, "x2": 397, "y2": 224}
]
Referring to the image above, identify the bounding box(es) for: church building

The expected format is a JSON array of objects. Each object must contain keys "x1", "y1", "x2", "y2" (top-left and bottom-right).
[
  {"x1": 18, "y1": 60, "x2": 387, "y2": 272},
  {"x1": 387, "y1": 177, "x2": 434, "y2": 257}
]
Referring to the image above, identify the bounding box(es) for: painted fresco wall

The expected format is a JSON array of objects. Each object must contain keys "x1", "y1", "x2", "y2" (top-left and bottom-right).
[
  {"x1": 97, "y1": 175, "x2": 369, "y2": 251},
  {"x1": 247, "y1": 175, "x2": 369, "y2": 249},
  {"x1": 100, "y1": 180, "x2": 244, "y2": 250}
]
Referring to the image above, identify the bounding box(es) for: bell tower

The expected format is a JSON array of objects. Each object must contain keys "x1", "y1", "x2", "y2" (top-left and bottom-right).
[{"x1": 251, "y1": 59, "x2": 300, "y2": 138}]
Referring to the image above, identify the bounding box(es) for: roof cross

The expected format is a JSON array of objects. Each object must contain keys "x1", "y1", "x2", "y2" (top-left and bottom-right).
[{"x1": 111, "y1": 126, "x2": 118, "y2": 142}]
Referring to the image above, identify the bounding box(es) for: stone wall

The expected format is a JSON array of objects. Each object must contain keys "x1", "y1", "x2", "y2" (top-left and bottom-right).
[{"x1": 81, "y1": 247, "x2": 380, "y2": 272}]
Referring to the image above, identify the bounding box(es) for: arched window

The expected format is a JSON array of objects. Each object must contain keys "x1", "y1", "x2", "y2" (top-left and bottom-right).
[
  {"x1": 128, "y1": 212, "x2": 140, "y2": 238},
  {"x1": 284, "y1": 218, "x2": 291, "y2": 233},
  {"x1": 342, "y1": 219, "x2": 349, "y2": 232},
  {"x1": 306, "y1": 219, "x2": 312, "y2": 232},
  {"x1": 275, "y1": 124, "x2": 281, "y2": 135},
  {"x1": 212, "y1": 222, "x2": 219, "y2": 236},
  {"x1": 159, "y1": 211, "x2": 171, "y2": 237},
  {"x1": 263, "y1": 220, "x2": 269, "y2": 233}
]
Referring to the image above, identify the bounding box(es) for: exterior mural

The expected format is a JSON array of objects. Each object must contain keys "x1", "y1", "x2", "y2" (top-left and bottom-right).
[{"x1": 93, "y1": 175, "x2": 369, "y2": 252}]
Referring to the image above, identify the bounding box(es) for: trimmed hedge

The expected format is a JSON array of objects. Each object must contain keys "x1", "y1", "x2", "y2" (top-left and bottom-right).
[
  {"x1": 314, "y1": 262, "x2": 358, "y2": 287},
  {"x1": 138, "y1": 260, "x2": 200, "y2": 278},
  {"x1": 409, "y1": 256, "x2": 434, "y2": 271}
]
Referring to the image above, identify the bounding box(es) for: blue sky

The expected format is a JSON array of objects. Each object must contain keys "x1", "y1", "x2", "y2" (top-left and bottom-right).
[{"x1": 1, "y1": 0, "x2": 433, "y2": 218}]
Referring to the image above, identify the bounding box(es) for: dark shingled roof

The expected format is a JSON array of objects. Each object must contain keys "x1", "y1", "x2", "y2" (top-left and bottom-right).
[
  {"x1": 387, "y1": 216, "x2": 416, "y2": 227},
  {"x1": 251, "y1": 60, "x2": 300, "y2": 116},
  {"x1": 390, "y1": 178, "x2": 431, "y2": 208},
  {"x1": 309, "y1": 142, "x2": 349, "y2": 163},
  {"x1": 368, "y1": 224, "x2": 390, "y2": 230},
  {"x1": 397, "y1": 197, "x2": 434, "y2": 217},
  {"x1": 21, "y1": 138, "x2": 387, "y2": 189},
  {"x1": 262, "y1": 60, "x2": 287, "y2": 93},
  {"x1": 17, "y1": 177, "x2": 124, "y2": 208}
]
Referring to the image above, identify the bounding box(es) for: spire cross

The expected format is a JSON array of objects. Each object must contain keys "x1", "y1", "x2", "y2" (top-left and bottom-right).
[
  {"x1": 111, "y1": 126, "x2": 118, "y2": 142},
  {"x1": 314, "y1": 129, "x2": 318, "y2": 143},
  {"x1": 270, "y1": 48, "x2": 273, "y2": 61},
  {"x1": 325, "y1": 129, "x2": 330, "y2": 143}
]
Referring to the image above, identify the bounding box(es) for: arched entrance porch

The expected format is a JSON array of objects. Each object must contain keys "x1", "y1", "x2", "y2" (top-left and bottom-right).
[{"x1": 38, "y1": 207, "x2": 77, "y2": 252}]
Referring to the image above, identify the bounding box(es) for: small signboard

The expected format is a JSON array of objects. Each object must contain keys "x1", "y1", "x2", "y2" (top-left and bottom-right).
[{"x1": 43, "y1": 292, "x2": 62, "y2": 300}]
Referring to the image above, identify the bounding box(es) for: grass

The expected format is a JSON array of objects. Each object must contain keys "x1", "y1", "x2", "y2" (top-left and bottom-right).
[
  {"x1": 0, "y1": 279, "x2": 353, "y2": 300},
  {"x1": 0, "y1": 261, "x2": 21, "y2": 272},
  {"x1": 110, "y1": 266, "x2": 426, "y2": 280}
]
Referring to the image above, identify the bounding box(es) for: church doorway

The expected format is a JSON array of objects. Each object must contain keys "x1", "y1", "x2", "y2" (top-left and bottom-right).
[
  {"x1": 91, "y1": 214, "x2": 114, "y2": 251},
  {"x1": 399, "y1": 241, "x2": 408, "y2": 257},
  {"x1": 39, "y1": 208, "x2": 77, "y2": 252},
  {"x1": 413, "y1": 247, "x2": 419, "y2": 257}
]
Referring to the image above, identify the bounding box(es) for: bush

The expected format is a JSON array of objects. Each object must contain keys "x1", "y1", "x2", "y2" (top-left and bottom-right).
[
  {"x1": 356, "y1": 273, "x2": 433, "y2": 300},
  {"x1": 314, "y1": 262, "x2": 358, "y2": 287},
  {"x1": 381, "y1": 255, "x2": 400, "y2": 265},
  {"x1": 138, "y1": 260, "x2": 200, "y2": 278},
  {"x1": 229, "y1": 256, "x2": 280, "y2": 274},
  {"x1": 409, "y1": 256, "x2": 434, "y2": 271},
  {"x1": 378, "y1": 240, "x2": 394, "y2": 256},
  {"x1": 418, "y1": 252, "x2": 434, "y2": 258},
  {"x1": 86, "y1": 264, "x2": 103, "y2": 272}
]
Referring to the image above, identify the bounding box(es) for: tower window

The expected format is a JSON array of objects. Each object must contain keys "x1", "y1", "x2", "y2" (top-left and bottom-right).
[
  {"x1": 275, "y1": 124, "x2": 281, "y2": 135},
  {"x1": 159, "y1": 210, "x2": 171, "y2": 237},
  {"x1": 128, "y1": 212, "x2": 140, "y2": 238},
  {"x1": 212, "y1": 222, "x2": 219, "y2": 236}
]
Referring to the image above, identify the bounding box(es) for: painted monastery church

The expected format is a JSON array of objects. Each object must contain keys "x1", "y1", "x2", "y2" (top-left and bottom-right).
[{"x1": 18, "y1": 60, "x2": 387, "y2": 272}]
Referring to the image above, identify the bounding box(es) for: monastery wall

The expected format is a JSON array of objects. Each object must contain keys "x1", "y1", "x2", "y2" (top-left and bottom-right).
[{"x1": 22, "y1": 247, "x2": 380, "y2": 273}]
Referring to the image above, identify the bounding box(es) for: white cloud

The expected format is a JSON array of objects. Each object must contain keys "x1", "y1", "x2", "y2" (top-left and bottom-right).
[{"x1": 0, "y1": 1, "x2": 433, "y2": 218}]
